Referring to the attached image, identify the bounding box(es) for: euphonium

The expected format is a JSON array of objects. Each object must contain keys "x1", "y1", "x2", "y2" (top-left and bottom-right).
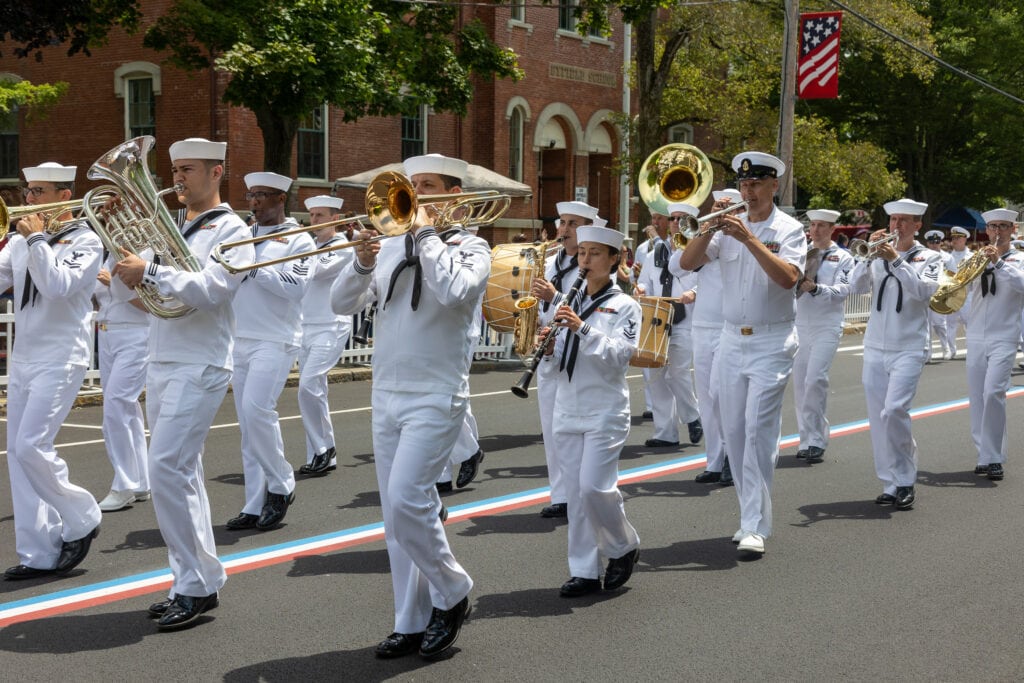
[
  {"x1": 83, "y1": 136, "x2": 202, "y2": 319},
  {"x1": 511, "y1": 241, "x2": 552, "y2": 357}
]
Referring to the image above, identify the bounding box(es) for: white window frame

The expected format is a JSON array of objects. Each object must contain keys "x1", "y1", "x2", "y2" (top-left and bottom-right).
[{"x1": 297, "y1": 104, "x2": 329, "y2": 182}]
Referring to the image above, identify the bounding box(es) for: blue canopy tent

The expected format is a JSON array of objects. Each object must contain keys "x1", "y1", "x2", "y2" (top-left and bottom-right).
[{"x1": 931, "y1": 206, "x2": 986, "y2": 230}]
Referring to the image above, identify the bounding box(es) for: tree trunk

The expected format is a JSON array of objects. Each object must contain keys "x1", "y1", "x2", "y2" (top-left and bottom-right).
[{"x1": 253, "y1": 105, "x2": 300, "y2": 177}]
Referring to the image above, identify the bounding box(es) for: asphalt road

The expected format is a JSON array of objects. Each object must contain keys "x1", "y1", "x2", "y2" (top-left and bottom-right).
[{"x1": 1, "y1": 332, "x2": 1022, "y2": 682}]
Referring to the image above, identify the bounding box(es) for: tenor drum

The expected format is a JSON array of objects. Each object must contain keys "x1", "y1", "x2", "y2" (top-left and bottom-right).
[
  {"x1": 630, "y1": 296, "x2": 673, "y2": 368},
  {"x1": 483, "y1": 243, "x2": 544, "y2": 333}
]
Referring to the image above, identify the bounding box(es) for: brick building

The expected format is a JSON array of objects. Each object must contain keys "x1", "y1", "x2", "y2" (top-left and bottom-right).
[{"x1": 0, "y1": 2, "x2": 638, "y2": 243}]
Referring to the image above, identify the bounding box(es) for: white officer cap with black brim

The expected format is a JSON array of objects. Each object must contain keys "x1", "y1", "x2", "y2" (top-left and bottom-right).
[
  {"x1": 731, "y1": 151, "x2": 786, "y2": 180},
  {"x1": 950, "y1": 226, "x2": 970, "y2": 237}
]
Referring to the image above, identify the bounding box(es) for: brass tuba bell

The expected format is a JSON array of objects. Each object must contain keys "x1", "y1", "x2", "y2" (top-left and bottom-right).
[{"x1": 637, "y1": 143, "x2": 714, "y2": 217}]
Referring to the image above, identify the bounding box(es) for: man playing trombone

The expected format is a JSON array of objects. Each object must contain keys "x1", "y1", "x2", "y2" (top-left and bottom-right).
[
  {"x1": 848, "y1": 198, "x2": 942, "y2": 510},
  {"x1": 1, "y1": 162, "x2": 103, "y2": 581},
  {"x1": 331, "y1": 153, "x2": 488, "y2": 660},
  {"x1": 678, "y1": 151, "x2": 806, "y2": 556}
]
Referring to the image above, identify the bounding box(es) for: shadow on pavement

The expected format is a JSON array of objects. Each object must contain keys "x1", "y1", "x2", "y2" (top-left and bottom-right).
[{"x1": 287, "y1": 547, "x2": 390, "y2": 577}]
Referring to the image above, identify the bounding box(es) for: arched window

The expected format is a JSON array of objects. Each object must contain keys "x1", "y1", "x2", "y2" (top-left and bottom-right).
[
  {"x1": 508, "y1": 107, "x2": 524, "y2": 182},
  {"x1": 114, "y1": 62, "x2": 161, "y2": 141}
]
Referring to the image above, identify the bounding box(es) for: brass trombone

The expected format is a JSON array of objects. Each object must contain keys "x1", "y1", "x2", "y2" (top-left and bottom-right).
[
  {"x1": 0, "y1": 196, "x2": 108, "y2": 239},
  {"x1": 212, "y1": 170, "x2": 510, "y2": 274}
]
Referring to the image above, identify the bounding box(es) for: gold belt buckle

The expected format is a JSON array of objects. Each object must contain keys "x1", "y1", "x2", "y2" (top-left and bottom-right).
[
  {"x1": 98, "y1": 322, "x2": 108, "y2": 331},
  {"x1": 740, "y1": 326, "x2": 754, "y2": 336}
]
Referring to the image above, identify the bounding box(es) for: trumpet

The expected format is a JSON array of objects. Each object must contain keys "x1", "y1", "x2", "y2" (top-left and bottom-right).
[
  {"x1": 213, "y1": 170, "x2": 510, "y2": 273},
  {"x1": 680, "y1": 201, "x2": 750, "y2": 240},
  {"x1": 0, "y1": 196, "x2": 109, "y2": 239},
  {"x1": 849, "y1": 233, "x2": 898, "y2": 261}
]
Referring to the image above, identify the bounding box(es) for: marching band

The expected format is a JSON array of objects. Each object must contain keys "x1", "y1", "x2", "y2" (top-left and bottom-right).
[{"x1": 2, "y1": 138, "x2": 1022, "y2": 660}]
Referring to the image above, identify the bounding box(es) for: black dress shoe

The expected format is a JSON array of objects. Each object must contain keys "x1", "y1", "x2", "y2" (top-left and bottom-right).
[
  {"x1": 257, "y1": 491, "x2": 296, "y2": 530},
  {"x1": 299, "y1": 447, "x2": 336, "y2": 476},
  {"x1": 4, "y1": 564, "x2": 55, "y2": 581},
  {"x1": 439, "y1": 505, "x2": 449, "y2": 522},
  {"x1": 156, "y1": 593, "x2": 219, "y2": 631},
  {"x1": 687, "y1": 419, "x2": 704, "y2": 445},
  {"x1": 641, "y1": 411, "x2": 653, "y2": 419},
  {"x1": 419, "y1": 595, "x2": 471, "y2": 658},
  {"x1": 973, "y1": 464, "x2": 989, "y2": 475},
  {"x1": 225, "y1": 512, "x2": 259, "y2": 530},
  {"x1": 559, "y1": 576, "x2": 602, "y2": 597},
  {"x1": 694, "y1": 470, "x2": 721, "y2": 484},
  {"x1": 719, "y1": 457, "x2": 734, "y2": 487},
  {"x1": 644, "y1": 439, "x2": 679, "y2": 448},
  {"x1": 456, "y1": 450, "x2": 485, "y2": 488},
  {"x1": 55, "y1": 525, "x2": 99, "y2": 574},
  {"x1": 540, "y1": 502, "x2": 567, "y2": 518},
  {"x1": 147, "y1": 598, "x2": 173, "y2": 618},
  {"x1": 603, "y1": 548, "x2": 640, "y2": 590},
  {"x1": 436, "y1": 481, "x2": 453, "y2": 494},
  {"x1": 375, "y1": 632, "x2": 425, "y2": 659},
  {"x1": 804, "y1": 446, "x2": 825, "y2": 463},
  {"x1": 874, "y1": 492, "x2": 897, "y2": 506},
  {"x1": 894, "y1": 486, "x2": 915, "y2": 510},
  {"x1": 987, "y1": 463, "x2": 1004, "y2": 480},
  {"x1": 795, "y1": 449, "x2": 808, "y2": 459}
]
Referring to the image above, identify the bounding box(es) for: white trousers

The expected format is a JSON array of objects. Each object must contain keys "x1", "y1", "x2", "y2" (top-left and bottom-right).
[
  {"x1": 297, "y1": 325, "x2": 349, "y2": 466},
  {"x1": 947, "y1": 302, "x2": 969, "y2": 349},
  {"x1": 862, "y1": 348, "x2": 928, "y2": 493},
  {"x1": 793, "y1": 325, "x2": 842, "y2": 451},
  {"x1": 967, "y1": 338, "x2": 1016, "y2": 466},
  {"x1": 233, "y1": 338, "x2": 298, "y2": 514},
  {"x1": 98, "y1": 326, "x2": 150, "y2": 492},
  {"x1": 147, "y1": 361, "x2": 228, "y2": 597},
  {"x1": 717, "y1": 327, "x2": 797, "y2": 538},
  {"x1": 372, "y1": 389, "x2": 473, "y2": 633},
  {"x1": 537, "y1": 360, "x2": 566, "y2": 504},
  {"x1": 554, "y1": 417, "x2": 639, "y2": 579},
  {"x1": 6, "y1": 361, "x2": 102, "y2": 569},
  {"x1": 648, "y1": 328, "x2": 700, "y2": 442},
  {"x1": 439, "y1": 407, "x2": 479, "y2": 483},
  {"x1": 928, "y1": 310, "x2": 952, "y2": 353},
  {"x1": 692, "y1": 325, "x2": 724, "y2": 470}
]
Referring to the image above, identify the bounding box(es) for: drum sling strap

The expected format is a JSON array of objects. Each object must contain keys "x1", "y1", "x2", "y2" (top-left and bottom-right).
[{"x1": 560, "y1": 281, "x2": 618, "y2": 381}]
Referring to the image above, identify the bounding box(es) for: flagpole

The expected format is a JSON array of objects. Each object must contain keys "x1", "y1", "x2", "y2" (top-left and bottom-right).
[{"x1": 777, "y1": 0, "x2": 799, "y2": 213}]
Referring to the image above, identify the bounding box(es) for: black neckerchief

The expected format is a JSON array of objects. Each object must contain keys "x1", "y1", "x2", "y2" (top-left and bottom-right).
[
  {"x1": 876, "y1": 246, "x2": 921, "y2": 313},
  {"x1": 559, "y1": 280, "x2": 617, "y2": 381},
  {"x1": 384, "y1": 232, "x2": 422, "y2": 311},
  {"x1": 981, "y1": 267, "x2": 996, "y2": 297},
  {"x1": 21, "y1": 225, "x2": 77, "y2": 310},
  {"x1": 545, "y1": 249, "x2": 578, "y2": 312}
]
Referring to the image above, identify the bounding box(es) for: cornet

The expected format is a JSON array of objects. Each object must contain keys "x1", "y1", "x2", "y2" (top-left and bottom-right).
[
  {"x1": 680, "y1": 201, "x2": 750, "y2": 240},
  {"x1": 848, "y1": 233, "x2": 898, "y2": 261}
]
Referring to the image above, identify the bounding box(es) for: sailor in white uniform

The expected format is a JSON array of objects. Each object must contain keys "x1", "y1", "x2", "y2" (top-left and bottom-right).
[
  {"x1": 529, "y1": 200, "x2": 598, "y2": 518},
  {"x1": 677, "y1": 189, "x2": 738, "y2": 484},
  {"x1": 793, "y1": 209, "x2": 855, "y2": 463},
  {"x1": 113, "y1": 137, "x2": 255, "y2": 629},
  {"x1": 296, "y1": 195, "x2": 353, "y2": 476},
  {"x1": 546, "y1": 225, "x2": 642, "y2": 597},
  {"x1": 636, "y1": 203, "x2": 702, "y2": 449},
  {"x1": 944, "y1": 225, "x2": 974, "y2": 358},
  {"x1": 964, "y1": 209, "x2": 1024, "y2": 481},
  {"x1": 331, "y1": 153, "x2": 484, "y2": 660},
  {"x1": 225, "y1": 172, "x2": 315, "y2": 532},
  {"x1": 94, "y1": 253, "x2": 151, "y2": 511},
  {"x1": 1, "y1": 162, "x2": 103, "y2": 580},
  {"x1": 923, "y1": 230, "x2": 955, "y2": 360},
  {"x1": 679, "y1": 151, "x2": 806, "y2": 556},
  {"x1": 848, "y1": 198, "x2": 942, "y2": 511}
]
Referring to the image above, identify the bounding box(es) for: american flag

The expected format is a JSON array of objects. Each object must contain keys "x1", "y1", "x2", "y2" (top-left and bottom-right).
[{"x1": 798, "y1": 11, "x2": 843, "y2": 99}]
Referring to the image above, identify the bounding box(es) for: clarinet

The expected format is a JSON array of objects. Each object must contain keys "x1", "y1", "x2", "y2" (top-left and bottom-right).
[
  {"x1": 510, "y1": 269, "x2": 588, "y2": 398},
  {"x1": 352, "y1": 303, "x2": 376, "y2": 345}
]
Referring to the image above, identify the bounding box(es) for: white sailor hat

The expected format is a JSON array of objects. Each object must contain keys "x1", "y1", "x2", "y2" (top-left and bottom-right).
[
  {"x1": 982, "y1": 208, "x2": 1019, "y2": 224},
  {"x1": 924, "y1": 230, "x2": 943, "y2": 242},
  {"x1": 403, "y1": 153, "x2": 468, "y2": 182},
  {"x1": 244, "y1": 171, "x2": 292, "y2": 192},
  {"x1": 169, "y1": 137, "x2": 226, "y2": 162},
  {"x1": 883, "y1": 198, "x2": 927, "y2": 216},
  {"x1": 577, "y1": 225, "x2": 624, "y2": 250},
  {"x1": 555, "y1": 201, "x2": 599, "y2": 220},
  {"x1": 1011, "y1": 240, "x2": 1024, "y2": 249},
  {"x1": 22, "y1": 162, "x2": 76, "y2": 183},
  {"x1": 592, "y1": 216, "x2": 609, "y2": 228},
  {"x1": 949, "y1": 226, "x2": 970, "y2": 237},
  {"x1": 806, "y1": 209, "x2": 841, "y2": 223},
  {"x1": 732, "y1": 151, "x2": 786, "y2": 180},
  {"x1": 665, "y1": 202, "x2": 699, "y2": 218},
  {"x1": 712, "y1": 189, "x2": 742, "y2": 203},
  {"x1": 304, "y1": 195, "x2": 344, "y2": 211}
]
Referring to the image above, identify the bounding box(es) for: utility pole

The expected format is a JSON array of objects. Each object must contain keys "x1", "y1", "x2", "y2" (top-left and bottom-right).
[{"x1": 778, "y1": 0, "x2": 799, "y2": 214}]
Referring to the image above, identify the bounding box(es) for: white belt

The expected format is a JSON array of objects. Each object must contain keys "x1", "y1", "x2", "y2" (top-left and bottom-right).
[
  {"x1": 97, "y1": 321, "x2": 148, "y2": 331},
  {"x1": 723, "y1": 320, "x2": 795, "y2": 336}
]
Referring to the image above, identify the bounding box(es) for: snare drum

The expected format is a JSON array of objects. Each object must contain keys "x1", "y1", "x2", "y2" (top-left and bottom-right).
[
  {"x1": 630, "y1": 296, "x2": 673, "y2": 368},
  {"x1": 483, "y1": 243, "x2": 544, "y2": 333}
]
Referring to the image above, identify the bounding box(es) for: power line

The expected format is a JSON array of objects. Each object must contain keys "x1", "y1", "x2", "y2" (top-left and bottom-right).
[{"x1": 830, "y1": 0, "x2": 1024, "y2": 106}]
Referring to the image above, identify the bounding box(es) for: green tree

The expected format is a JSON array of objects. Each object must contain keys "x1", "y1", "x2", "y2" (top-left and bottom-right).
[{"x1": 145, "y1": 0, "x2": 522, "y2": 175}]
